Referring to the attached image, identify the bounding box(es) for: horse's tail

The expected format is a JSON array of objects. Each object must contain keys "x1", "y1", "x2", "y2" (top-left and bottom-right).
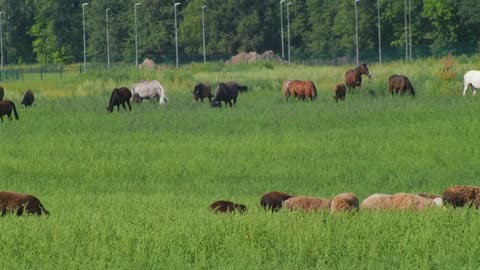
[
  {"x1": 10, "y1": 101, "x2": 19, "y2": 119},
  {"x1": 153, "y1": 80, "x2": 168, "y2": 103},
  {"x1": 311, "y1": 82, "x2": 318, "y2": 99}
]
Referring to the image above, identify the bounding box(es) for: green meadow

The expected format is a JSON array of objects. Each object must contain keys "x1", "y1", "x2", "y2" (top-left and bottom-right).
[{"x1": 1, "y1": 58, "x2": 480, "y2": 269}]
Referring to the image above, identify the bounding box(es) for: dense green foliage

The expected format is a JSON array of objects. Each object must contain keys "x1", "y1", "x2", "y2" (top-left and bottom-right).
[
  {"x1": 1, "y1": 59, "x2": 480, "y2": 268},
  {"x1": 0, "y1": 0, "x2": 480, "y2": 64}
]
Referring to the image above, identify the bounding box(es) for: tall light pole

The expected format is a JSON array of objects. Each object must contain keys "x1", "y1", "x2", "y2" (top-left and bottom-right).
[
  {"x1": 287, "y1": 2, "x2": 292, "y2": 63},
  {"x1": 355, "y1": 0, "x2": 360, "y2": 66},
  {"x1": 0, "y1": 11, "x2": 4, "y2": 71},
  {"x1": 135, "y1": 3, "x2": 142, "y2": 68},
  {"x1": 280, "y1": 0, "x2": 285, "y2": 59},
  {"x1": 409, "y1": 0, "x2": 412, "y2": 60},
  {"x1": 82, "y1": 3, "x2": 89, "y2": 72},
  {"x1": 377, "y1": 0, "x2": 381, "y2": 64},
  {"x1": 106, "y1": 8, "x2": 111, "y2": 70},
  {"x1": 404, "y1": 0, "x2": 408, "y2": 60},
  {"x1": 174, "y1": 2, "x2": 180, "y2": 69},
  {"x1": 202, "y1": 5, "x2": 207, "y2": 64}
]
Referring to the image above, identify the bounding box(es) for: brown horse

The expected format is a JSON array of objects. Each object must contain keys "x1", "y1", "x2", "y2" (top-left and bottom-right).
[
  {"x1": 106, "y1": 87, "x2": 132, "y2": 112},
  {"x1": 345, "y1": 63, "x2": 372, "y2": 90},
  {"x1": 21, "y1": 90, "x2": 35, "y2": 107},
  {"x1": 193, "y1": 82, "x2": 213, "y2": 102},
  {"x1": 0, "y1": 100, "x2": 19, "y2": 121},
  {"x1": 286, "y1": 80, "x2": 318, "y2": 101},
  {"x1": 333, "y1": 84, "x2": 347, "y2": 102},
  {"x1": 0, "y1": 191, "x2": 49, "y2": 216},
  {"x1": 389, "y1": 75, "x2": 415, "y2": 96}
]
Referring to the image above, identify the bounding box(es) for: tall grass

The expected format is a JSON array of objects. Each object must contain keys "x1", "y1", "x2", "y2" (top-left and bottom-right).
[{"x1": 1, "y1": 57, "x2": 480, "y2": 268}]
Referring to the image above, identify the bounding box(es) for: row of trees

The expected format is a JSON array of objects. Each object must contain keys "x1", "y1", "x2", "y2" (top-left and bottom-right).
[{"x1": 1, "y1": 0, "x2": 479, "y2": 65}]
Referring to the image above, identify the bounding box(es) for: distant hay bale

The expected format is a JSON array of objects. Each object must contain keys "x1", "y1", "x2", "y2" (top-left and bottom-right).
[
  {"x1": 225, "y1": 50, "x2": 284, "y2": 65},
  {"x1": 139, "y1": 58, "x2": 156, "y2": 69}
]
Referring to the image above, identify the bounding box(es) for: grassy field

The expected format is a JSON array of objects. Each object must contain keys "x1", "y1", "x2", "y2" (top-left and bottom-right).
[{"x1": 1, "y1": 58, "x2": 480, "y2": 269}]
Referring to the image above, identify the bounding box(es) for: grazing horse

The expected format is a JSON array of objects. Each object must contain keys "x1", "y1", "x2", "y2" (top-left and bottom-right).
[
  {"x1": 0, "y1": 100, "x2": 19, "y2": 121},
  {"x1": 334, "y1": 84, "x2": 347, "y2": 102},
  {"x1": 211, "y1": 82, "x2": 242, "y2": 107},
  {"x1": 21, "y1": 90, "x2": 35, "y2": 107},
  {"x1": 345, "y1": 63, "x2": 372, "y2": 90},
  {"x1": 388, "y1": 75, "x2": 415, "y2": 96},
  {"x1": 463, "y1": 70, "x2": 480, "y2": 96},
  {"x1": 282, "y1": 80, "x2": 293, "y2": 100},
  {"x1": 132, "y1": 80, "x2": 168, "y2": 104},
  {"x1": 0, "y1": 86, "x2": 4, "y2": 101},
  {"x1": 287, "y1": 80, "x2": 318, "y2": 101},
  {"x1": 106, "y1": 87, "x2": 132, "y2": 113},
  {"x1": 0, "y1": 191, "x2": 49, "y2": 216},
  {"x1": 193, "y1": 83, "x2": 214, "y2": 102}
]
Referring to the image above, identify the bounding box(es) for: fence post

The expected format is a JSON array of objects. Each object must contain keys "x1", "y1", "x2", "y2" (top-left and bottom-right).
[
  {"x1": 60, "y1": 66, "x2": 63, "y2": 80},
  {"x1": 40, "y1": 66, "x2": 43, "y2": 80}
]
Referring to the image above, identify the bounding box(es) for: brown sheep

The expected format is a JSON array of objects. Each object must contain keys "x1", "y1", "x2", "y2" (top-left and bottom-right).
[
  {"x1": 330, "y1": 192, "x2": 359, "y2": 213},
  {"x1": 361, "y1": 193, "x2": 441, "y2": 211},
  {"x1": 333, "y1": 84, "x2": 347, "y2": 102},
  {"x1": 209, "y1": 200, "x2": 247, "y2": 214},
  {"x1": 442, "y1": 185, "x2": 480, "y2": 208},
  {"x1": 282, "y1": 196, "x2": 332, "y2": 212},
  {"x1": 0, "y1": 191, "x2": 49, "y2": 216},
  {"x1": 260, "y1": 191, "x2": 294, "y2": 212}
]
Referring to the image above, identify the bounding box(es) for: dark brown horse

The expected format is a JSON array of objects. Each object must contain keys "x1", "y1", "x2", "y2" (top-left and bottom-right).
[
  {"x1": 0, "y1": 100, "x2": 19, "y2": 121},
  {"x1": 345, "y1": 64, "x2": 372, "y2": 90},
  {"x1": 209, "y1": 200, "x2": 247, "y2": 213},
  {"x1": 21, "y1": 90, "x2": 35, "y2": 107},
  {"x1": 260, "y1": 191, "x2": 294, "y2": 212},
  {"x1": 106, "y1": 87, "x2": 132, "y2": 112},
  {"x1": 0, "y1": 191, "x2": 49, "y2": 216},
  {"x1": 389, "y1": 75, "x2": 415, "y2": 96},
  {"x1": 193, "y1": 83, "x2": 213, "y2": 102},
  {"x1": 286, "y1": 80, "x2": 318, "y2": 101},
  {"x1": 333, "y1": 84, "x2": 347, "y2": 102}
]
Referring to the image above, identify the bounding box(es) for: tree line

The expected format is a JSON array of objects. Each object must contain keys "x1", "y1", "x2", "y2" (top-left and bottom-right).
[{"x1": 1, "y1": 0, "x2": 479, "y2": 65}]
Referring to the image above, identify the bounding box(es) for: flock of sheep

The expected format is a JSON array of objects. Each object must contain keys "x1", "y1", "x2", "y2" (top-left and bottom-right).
[{"x1": 209, "y1": 185, "x2": 480, "y2": 214}]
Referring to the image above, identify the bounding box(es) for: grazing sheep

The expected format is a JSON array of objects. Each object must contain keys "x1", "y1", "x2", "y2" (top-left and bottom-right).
[
  {"x1": 330, "y1": 192, "x2": 359, "y2": 213},
  {"x1": 260, "y1": 191, "x2": 294, "y2": 212},
  {"x1": 209, "y1": 200, "x2": 247, "y2": 214},
  {"x1": 0, "y1": 191, "x2": 49, "y2": 216},
  {"x1": 282, "y1": 196, "x2": 332, "y2": 212},
  {"x1": 362, "y1": 193, "x2": 441, "y2": 211},
  {"x1": 442, "y1": 185, "x2": 480, "y2": 208}
]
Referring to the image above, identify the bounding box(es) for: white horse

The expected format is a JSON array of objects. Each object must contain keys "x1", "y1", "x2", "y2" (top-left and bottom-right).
[
  {"x1": 463, "y1": 70, "x2": 480, "y2": 96},
  {"x1": 132, "y1": 80, "x2": 168, "y2": 104}
]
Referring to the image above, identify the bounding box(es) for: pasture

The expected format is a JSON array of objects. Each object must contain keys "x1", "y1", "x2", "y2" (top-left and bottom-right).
[{"x1": 1, "y1": 57, "x2": 480, "y2": 269}]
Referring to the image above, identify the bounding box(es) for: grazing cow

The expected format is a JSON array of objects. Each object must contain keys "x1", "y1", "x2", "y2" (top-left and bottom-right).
[
  {"x1": 282, "y1": 196, "x2": 332, "y2": 212},
  {"x1": 0, "y1": 192, "x2": 49, "y2": 216},
  {"x1": 211, "y1": 82, "x2": 241, "y2": 107},
  {"x1": 334, "y1": 84, "x2": 347, "y2": 102},
  {"x1": 21, "y1": 90, "x2": 35, "y2": 107},
  {"x1": 106, "y1": 87, "x2": 132, "y2": 113},
  {"x1": 442, "y1": 185, "x2": 480, "y2": 208},
  {"x1": 361, "y1": 193, "x2": 442, "y2": 211},
  {"x1": 287, "y1": 80, "x2": 318, "y2": 101},
  {"x1": 389, "y1": 75, "x2": 415, "y2": 96},
  {"x1": 330, "y1": 192, "x2": 359, "y2": 213},
  {"x1": 463, "y1": 70, "x2": 480, "y2": 96},
  {"x1": 132, "y1": 80, "x2": 168, "y2": 104},
  {"x1": 345, "y1": 63, "x2": 372, "y2": 90},
  {"x1": 260, "y1": 191, "x2": 294, "y2": 212},
  {"x1": 193, "y1": 83, "x2": 214, "y2": 102},
  {"x1": 0, "y1": 99, "x2": 19, "y2": 121},
  {"x1": 209, "y1": 200, "x2": 247, "y2": 213},
  {"x1": 0, "y1": 86, "x2": 4, "y2": 101}
]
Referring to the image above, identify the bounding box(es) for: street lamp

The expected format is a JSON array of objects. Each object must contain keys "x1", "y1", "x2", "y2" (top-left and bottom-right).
[
  {"x1": 377, "y1": 0, "x2": 381, "y2": 64},
  {"x1": 354, "y1": 0, "x2": 360, "y2": 66},
  {"x1": 82, "y1": 3, "x2": 88, "y2": 72},
  {"x1": 202, "y1": 5, "x2": 207, "y2": 64},
  {"x1": 135, "y1": 3, "x2": 142, "y2": 68},
  {"x1": 287, "y1": 2, "x2": 292, "y2": 63},
  {"x1": 106, "y1": 8, "x2": 111, "y2": 70},
  {"x1": 174, "y1": 2, "x2": 180, "y2": 69},
  {"x1": 404, "y1": 0, "x2": 408, "y2": 60},
  {"x1": 0, "y1": 11, "x2": 4, "y2": 71},
  {"x1": 280, "y1": 0, "x2": 285, "y2": 59}
]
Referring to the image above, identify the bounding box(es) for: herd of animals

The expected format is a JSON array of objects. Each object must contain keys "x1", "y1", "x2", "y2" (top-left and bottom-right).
[{"x1": 209, "y1": 185, "x2": 480, "y2": 214}]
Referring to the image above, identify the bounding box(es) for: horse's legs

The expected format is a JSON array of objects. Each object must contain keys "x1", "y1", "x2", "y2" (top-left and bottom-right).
[
  {"x1": 117, "y1": 105, "x2": 120, "y2": 111},
  {"x1": 228, "y1": 100, "x2": 233, "y2": 107},
  {"x1": 122, "y1": 103, "x2": 127, "y2": 111},
  {"x1": 463, "y1": 83, "x2": 469, "y2": 96},
  {"x1": 233, "y1": 98, "x2": 237, "y2": 106},
  {"x1": 127, "y1": 100, "x2": 132, "y2": 111},
  {"x1": 0, "y1": 115, "x2": 3, "y2": 122}
]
